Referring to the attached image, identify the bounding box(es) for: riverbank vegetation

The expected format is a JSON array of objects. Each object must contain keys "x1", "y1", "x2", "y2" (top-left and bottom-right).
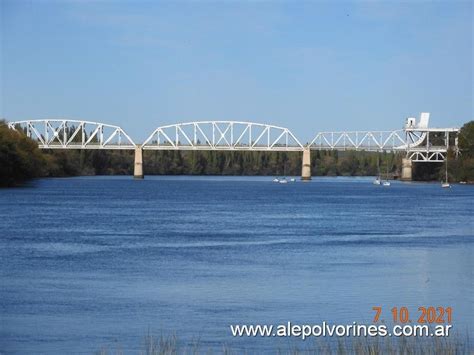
[
  {"x1": 448, "y1": 120, "x2": 474, "y2": 182},
  {"x1": 1, "y1": 120, "x2": 473, "y2": 186},
  {"x1": 95, "y1": 332, "x2": 470, "y2": 355},
  {"x1": 0, "y1": 121, "x2": 134, "y2": 186},
  {"x1": 0, "y1": 121, "x2": 46, "y2": 186}
]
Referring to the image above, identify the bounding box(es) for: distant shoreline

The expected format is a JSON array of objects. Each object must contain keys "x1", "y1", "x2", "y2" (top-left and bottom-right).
[{"x1": 9, "y1": 174, "x2": 474, "y2": 186}]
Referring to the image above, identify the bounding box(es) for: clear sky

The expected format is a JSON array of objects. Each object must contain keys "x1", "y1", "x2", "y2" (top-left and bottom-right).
[{"x1": 1, "y1": 0, "x2": 472, "y2": 142}]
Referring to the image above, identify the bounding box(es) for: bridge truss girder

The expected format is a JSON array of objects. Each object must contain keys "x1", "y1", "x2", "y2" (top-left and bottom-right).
[
  {"x1": 308, "y1": 128, "x2": 459, "y2": 163},
  {"x1": 8, "y1": 120, "x2": 136, "y2": 149},
  {"x1": 408, "y1": 150, "x2": 447, "y2": 162},
  {"x1": 309, "y1": 130, "x2": 407, "y2": 152},
  {"x1": 142, "y1": 121, "x2": 304, "y2": 151}
]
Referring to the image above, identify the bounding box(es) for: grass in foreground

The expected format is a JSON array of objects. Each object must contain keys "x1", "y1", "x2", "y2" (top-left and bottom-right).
[{"x1": 95, "y1": 332, "x2": 471, "y2": 355}]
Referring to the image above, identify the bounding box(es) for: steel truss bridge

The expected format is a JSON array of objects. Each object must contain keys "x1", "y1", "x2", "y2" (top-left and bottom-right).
[
  {"x1": 8, "y1": 120, "x2": 136, "y2": 150},
  {"x1": 8, "y1": 113, "x2": 460, "y2": 179},
  {"x1": 142, "y1": 121, "x2": 304, "y2": 151},
  {"x1": 309, "y1": 128, "x2": 459, "y2": 162}
]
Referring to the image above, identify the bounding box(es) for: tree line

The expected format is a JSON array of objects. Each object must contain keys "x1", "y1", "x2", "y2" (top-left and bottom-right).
[{"x1": 1, "y1": 120, "x2": 473, "y2": 187}]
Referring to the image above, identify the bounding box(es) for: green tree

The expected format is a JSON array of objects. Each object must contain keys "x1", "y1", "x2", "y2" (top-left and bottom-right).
[
  {"x1": 452, "y1": 120, "x2": 474, "y2": 182},
  {"x1": 0, "y1": 121, "x2": 46, "y2": 186}
]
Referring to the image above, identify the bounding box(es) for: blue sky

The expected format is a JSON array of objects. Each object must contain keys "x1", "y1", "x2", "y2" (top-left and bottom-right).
[{"x1": 1, "y1": 0, "x2": 472, "y2": 142}]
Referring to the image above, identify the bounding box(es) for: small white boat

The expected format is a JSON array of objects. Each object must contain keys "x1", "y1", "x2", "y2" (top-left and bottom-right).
[
  {"x1": 373, "y1": 178, "x2": 381, "y2": 185},
  {"x1": 460, "y1": 181, "x2": 467, "y2": 185},
  {"x1": 290, "y1": 178, "x2": 296, "y2": 182},
  {"x1": 272, "y1": 178, "x2": 280, "y2": 183},
  {"x1": 442, "y1": 182, "x2": 451, "y2": 188},
  {"x1": 279, "y1": 178, "x2": 288, "y2": 184},
  {"x1": 382, "y1": 163, "x2": 391, "y2": 186}
]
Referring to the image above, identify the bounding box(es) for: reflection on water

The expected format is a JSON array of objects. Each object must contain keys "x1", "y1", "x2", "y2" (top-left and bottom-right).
[{"x1": 0, "y1": 176, "x2": 473, "y2": 353}]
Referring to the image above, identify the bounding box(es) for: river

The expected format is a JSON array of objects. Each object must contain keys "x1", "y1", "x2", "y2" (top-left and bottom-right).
[{"x1": 0, "y1": 176, "x2": 472, "y2": 353}]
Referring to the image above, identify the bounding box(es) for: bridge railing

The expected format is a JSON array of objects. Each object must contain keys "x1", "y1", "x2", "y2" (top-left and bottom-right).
[
  {"x1": 8, "y1": 120, "x2": 136, "y2": 149},
  {"x1": 142, "y1": 121, "x2": 304, "y2": 151}
]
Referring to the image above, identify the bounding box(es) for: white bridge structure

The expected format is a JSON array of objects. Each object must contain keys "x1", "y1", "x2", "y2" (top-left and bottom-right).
[
  {"x1": 8, "y1": 113, "x2": 459, "y2": 180},
  {"x1": 309, "y1": 113, "x2": 458, "y2": 162},
  {"x1": 7, "y1": 119, "x2": 136, "y2": 150},
  {"x1": 142, "y1": 121, "x2": 303, "y2": 151}
]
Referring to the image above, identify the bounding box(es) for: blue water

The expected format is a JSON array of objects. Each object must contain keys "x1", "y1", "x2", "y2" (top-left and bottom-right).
[{"x1": 0, "y1": 176, "x2": 473, "y2": 354}]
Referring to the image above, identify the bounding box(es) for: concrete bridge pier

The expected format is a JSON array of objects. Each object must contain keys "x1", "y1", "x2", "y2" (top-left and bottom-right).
[
  {"x1": 301, "y1": 147, "x2": 311, "y2": 181},
  {"x1": 134, "y1": 147, "x2": 144, "y2": 179},
  {"x1": 401, "y1": 158, "x2": 412, "y2": 181}
]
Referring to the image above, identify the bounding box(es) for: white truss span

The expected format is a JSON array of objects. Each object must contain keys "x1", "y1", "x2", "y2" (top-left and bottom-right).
[
  {"x1": 8, "y1": 120, "x2": 136, "y2": 149},
  {"x1": 308, "y1": 130, "x2": 455, "y2": 162},
  {"x1": 308, "y1": 113, "x2": 459, "y2": 162},
  {"x1": 408, "y1": 149, "x2": 448, "y2": 162},
  {"x1": 142, "y1": 121, "x2": 304, "y2": 151},
  {"x1": 309, "y1": 130, "x2": 407, "y2": 152}
]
